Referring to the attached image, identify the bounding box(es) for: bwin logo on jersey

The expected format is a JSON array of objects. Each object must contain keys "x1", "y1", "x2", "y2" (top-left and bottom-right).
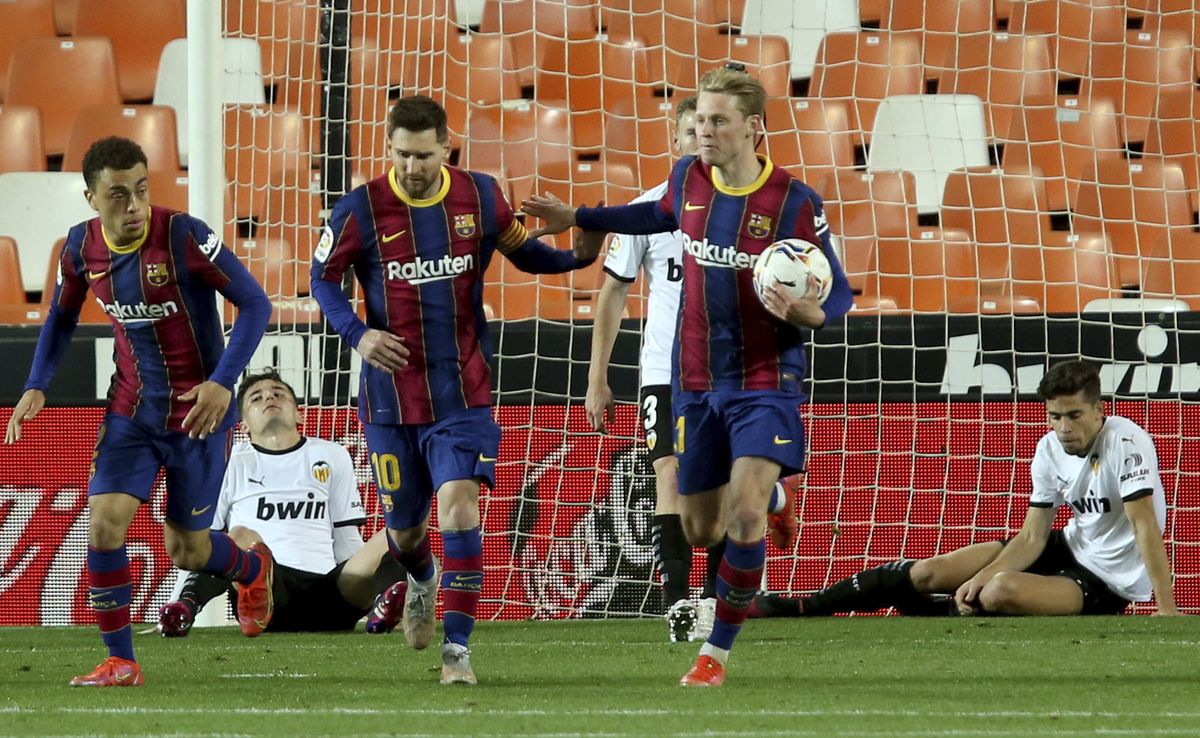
[
  {"x1": 386, "y1": 253, "x2": 475, "y2": 284},
  {"x1": 257, "y1": 493, "x2": 327, "y2": 521},
  {"x1": 311, "y1": 460, "x2": 331, "y2": 483},
  {"x1": 684, "y1": 237, "x2": 756, "y2": 269}
]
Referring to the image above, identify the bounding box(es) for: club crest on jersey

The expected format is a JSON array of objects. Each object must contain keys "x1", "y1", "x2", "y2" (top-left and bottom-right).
[
  {"x1": 311, "y1": 460, "x2": 331, "y2": 483},
  {"x1": 146, "y1": 262, "x2": 169, "y2": 286},
  {"x1": 454, "y1": 213, "x2": 477, "y2": 238},
  {"x1": 380, "y1": 493, "x2": 394, "y2": 513},
  {"x1": 747, "y1": 213, "x2": 773, "y2": 239}
]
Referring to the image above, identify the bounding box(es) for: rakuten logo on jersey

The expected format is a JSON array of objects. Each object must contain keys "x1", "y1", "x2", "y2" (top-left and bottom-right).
[
  {"x1": 99, "y1": 299, "x2": 180, "y2": 323},
  {"x1": 684, "y1": 237, "x2": 757, "y2": 269},
  {"x1": 385, "y1": 253, "x2": 475, "y2": 284}
]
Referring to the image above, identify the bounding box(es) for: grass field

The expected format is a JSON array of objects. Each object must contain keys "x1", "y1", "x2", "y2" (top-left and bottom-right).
[{"x1": 1, "y1": 617, "x2": 1198, "y2": 737}]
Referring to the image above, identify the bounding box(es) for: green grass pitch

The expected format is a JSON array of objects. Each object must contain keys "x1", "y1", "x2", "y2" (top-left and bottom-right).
[{"x1": 1, "y1": 617, "x2": 1198, "y2": 737}]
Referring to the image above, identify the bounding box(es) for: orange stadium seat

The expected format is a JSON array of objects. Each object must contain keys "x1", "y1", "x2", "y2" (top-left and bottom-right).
[
  {"x1": 73, "y1": 0, "x2": 187, "y2": 103},
  {"x1": 1071, "y1": 156, "x2": 1192, "y2": 287},
  {"x1": 1011, "y1": 231, "x2": 1119, "y2": 312},
  {"x1": 225, "y1": 104, "x2": 317, "y2": 221},
  {"x1": 818, "y1": 168, "x2": 918, "y2": 294},
  {"x1": 261, "y1": 175, "x2": 324, "y2": 266},
  {"x1": 5, "y1": 38, "x2": 122, "y2": 157},
  {"x1": 1145, "y1": 87, "x2": 1200, "y2": 212},
  {"x1": 937, "y1": 33, "x2": 1056, "y2": 140},
  {"x1": 665, "y1": 33, "x2": 792, "y2": 97},
  {"x1": 874, "y1": 227, "x2": 976, "y2": 312},
  {"x1": 480, "y1": 0, "x2": 599, "y2": 87},
  {"x1": 1002, "y1": 95, "x2": 1124, "y2": 212},
  {"x1": 858, "y1": 0, "x2": 886, "y2": 24},
  {"x1": 482, "y1": 255, "x2": 574, "y2": 321},
  {"x1": 1008, "y1": 0, "x2": 1127, "y2": 78},
  {"x1": 236, "y1": 237, "x2": 298, "y2": 299},
  {"x1": 809, "y1": 31, "x2": 923, "y2": 143},
  {"x1": 436, "y1": 32, "x2": 522, "y2": 140},
  {"x1": 0, "y1": 237, "x2": 27, "y2": 305},
  {"x1": 0, "y1": 106, "x2": 46, "y2": 173},
  {"x1": 940, "y1": 165, "x2": 1051, "y2": 248},
  {"x1": 462, "y1": 102, "x2": 572, "y2": 204},
  {"x1": 949, "y1": 293, "x2": 1042, "y2": 314},
  {"x1": 62, "y1": 105, "x2": 181, "y2": 173},
  {"x1": 230, "y1": 0, "x2": 324, "y2": 117},
  {"x1": 0, "y1": 0, "x2": 57, "y2": 102},
  {"x1": 763, "y1": 98, "x2": 855, "y2": 185},
  {"x1": 882, "y1": 0, "x2": 993, "y2": 78},
  {"x1": 604, "y1": 94, "x2": 677, "y2": 189},
  {"x1": 53, "y1": 0, "x2": 78, "y2": 34},
  {"x1": 40, "y1": 238, "x2": 107, "y2": 323},
  {"x1": 1084, "y1": 29, "x2": 1194, "y2": 144},
  {"x1": 1142, "y1": 230, "x2": 1200, "y2": 308}
]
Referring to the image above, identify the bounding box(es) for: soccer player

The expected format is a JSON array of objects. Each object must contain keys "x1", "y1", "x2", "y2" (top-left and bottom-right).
[
  {"x1": 310, "y1": 95, "x2": 601, "y2": 685},
  {"x1": 751, "y1": 361, "x2": 1180, "y2": 619},
  {"x1": 3, "y1": 137, "x2": 273, "y2": 686},
  {"x1": 524, "y1": 67, "x2": 854, "y2": 686},
  {"x1": 586, "y1": 95, "x2": 799, "y2": 643},
  {"x1": 158, "y1": 370, "x2": 409, "y2": 636}
]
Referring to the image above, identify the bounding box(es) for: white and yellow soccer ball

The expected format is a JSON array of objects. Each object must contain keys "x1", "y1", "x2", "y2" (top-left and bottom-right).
[{"x1": 752, "y1": 237, "x2": 833, "y2": 306}]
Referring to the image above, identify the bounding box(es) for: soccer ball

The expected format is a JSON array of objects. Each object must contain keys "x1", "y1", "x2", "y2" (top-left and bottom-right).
[{"x1": 752, "y1": 238, "x2": 833, "y2": 306}]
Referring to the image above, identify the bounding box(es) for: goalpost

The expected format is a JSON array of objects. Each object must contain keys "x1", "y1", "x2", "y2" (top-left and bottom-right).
[{"x1": 219, "y1": 0, "x2": 1199, "y2": 622}]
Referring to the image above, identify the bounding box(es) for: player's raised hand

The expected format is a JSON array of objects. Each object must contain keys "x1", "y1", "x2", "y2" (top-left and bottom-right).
[
  {"x1": 356, "y1": 329, "x2": 409, "y2": 373},
  {"x1": 522, "y1": 192, "x2": 578, "y2": 238},
  {"x1": 761, "y1": 275, "x2": 826, "y2": 329},
  {"x1": 585, "y1": 380, "x2": 615, "y2": 432},
  {"x1": 179, "y1": 381, "x2": 233, "y2": 440},
  {"x1": 5, "y1": 389, "x2": 45, "y2": 444}
]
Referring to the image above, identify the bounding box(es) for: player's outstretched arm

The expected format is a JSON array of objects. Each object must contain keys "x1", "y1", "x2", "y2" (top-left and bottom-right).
[
  {"x1": 586, "y1": 274, "x2": 632, "y2": 432},
  {"x1": 1124, "y1": 495, "x2": 1181, "y2": 615},
  {"x1": 522, "y1": 192, "x2": 579, "y2": 238},
  {"x1": 955, "y1": 505, "x2": 1054, "y2": 614},
  {"x1": 524, "y1": 192, "x2": 676, "y2": 239},
  {"x1": 4, "y1": 389, "x2": 45, "y2": 444}
]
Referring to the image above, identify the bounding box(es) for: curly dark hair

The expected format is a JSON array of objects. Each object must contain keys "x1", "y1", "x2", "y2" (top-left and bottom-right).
[{"x1": 81, "y1": 136, "x2": 148, "y2": 191}]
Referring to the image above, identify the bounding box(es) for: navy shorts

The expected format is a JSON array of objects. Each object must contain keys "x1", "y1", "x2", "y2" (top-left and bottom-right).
[
  {"x1": 88, "y1": 413, "x2": 231, "y2": 530},
  {"x1": 672, "y1": 390, "x2": 806, "y2": 495},
  {"x1": 363, "y1": 407, "x2": 501, "y2": 530}
]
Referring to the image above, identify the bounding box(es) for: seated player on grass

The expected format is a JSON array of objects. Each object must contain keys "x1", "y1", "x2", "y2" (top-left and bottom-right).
[
  {"x1": 159, "y1": 370, "x2": 409, "y2": 636},
  {"x1": 752, "y1": 361, "x2": 1181, "y2": 618}
]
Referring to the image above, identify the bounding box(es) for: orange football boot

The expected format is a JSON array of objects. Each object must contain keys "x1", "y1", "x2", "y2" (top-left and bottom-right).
[
  {"x1": 235, "y1": 542, "x2": 275, "y2": 637},
  {"x1": 69, "y1": 656, "x2": 144, "y2": 687},
  {"x1": 679, "y1": 654, "x2": 725, "y2": 687}
]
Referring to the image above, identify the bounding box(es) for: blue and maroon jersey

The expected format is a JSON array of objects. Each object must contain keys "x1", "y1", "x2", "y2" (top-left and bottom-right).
[
  {"x1": 25, "y1": 207, "x2": 271, "y2": 433},
  {"x1": 578, "y1": 155, "x2": 853, "y2": 394},
  {"x1": 311, "y1": 166, "x2": 587, "y2": 425}
]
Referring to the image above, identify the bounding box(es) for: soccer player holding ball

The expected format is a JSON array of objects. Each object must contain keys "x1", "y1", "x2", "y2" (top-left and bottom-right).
[{"x1": 524, "y1": 67, "x2": 853, "y2": 686}]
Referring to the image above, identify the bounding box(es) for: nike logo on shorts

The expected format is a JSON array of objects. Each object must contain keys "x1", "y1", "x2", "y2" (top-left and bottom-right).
[
  {"x1": 191, "y1": 504, "x2": 212, "y2": 516},
  {"x1": 773, "y1": 436, "x2": 792, "y2": 445}
]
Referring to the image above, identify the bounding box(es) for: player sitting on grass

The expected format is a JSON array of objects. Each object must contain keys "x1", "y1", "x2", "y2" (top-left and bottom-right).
[
  {"x1": 751, "y1": 361, "x2": 1181, "y2": 619},
  {"x1": 159, "y1": 370, "x2": 409, "y2": 636}
]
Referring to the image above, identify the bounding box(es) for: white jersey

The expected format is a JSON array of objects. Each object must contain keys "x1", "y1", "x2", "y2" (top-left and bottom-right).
[
  {"x1": 1029, "y1": 415, "x2": 1166, "y2": 601},
  {"x1": 215, "y1": 438, "x2": 366, "y2": 575},
  {"x1": 602, "y1": 181, "x2": 683, "y2": 387}
]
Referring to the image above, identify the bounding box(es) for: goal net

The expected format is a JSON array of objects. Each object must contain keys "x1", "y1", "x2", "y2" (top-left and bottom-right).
[{"x1": 220, "y1": 0, "x2": 1199, "y2": 621}]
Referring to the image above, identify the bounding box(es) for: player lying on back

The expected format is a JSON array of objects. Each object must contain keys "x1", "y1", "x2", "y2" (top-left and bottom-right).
[
  {"x1": 4, "y1": 136, "x2": 272, "y2": 687},
  {"x1": 524, "y1": 67, "x2": 853, "y2": 686},
  {"x1": 751, "y1": 361, "x2": 1181, "y2": 619},
  {"x1": 310, "y1": 95, "x2": 603, "y2": 685},
  {"x1": 158, "y1": 370, "x2": 409, "y2": 636}
]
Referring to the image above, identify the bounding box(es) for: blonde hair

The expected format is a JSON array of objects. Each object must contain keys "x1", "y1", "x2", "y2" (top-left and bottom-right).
[{"x1": 697, "y1": 67, "x2": 766, "y2": 119}]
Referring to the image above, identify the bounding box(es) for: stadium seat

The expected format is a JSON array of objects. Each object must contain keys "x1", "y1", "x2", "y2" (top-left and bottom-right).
[
  {"x1": 0, "y1": 106, "x2": 46, "y2": 173},
  {"x1": 1145, "y1": 88, "x2": 1200, "y2": 212},
  {"x1": 1001, "y1": 94, "x2": 1123, "y2": 212},
  {"x1": 479, "y1": 0, "x2": 599, "y2": 87},
  {"x1": 948, "y1": 293, "x2": 1041, "y2": 314},
  {"x1": 664, "y1": 33, "x2": 792, "y2": 97},
  {"x1": 40, "y1": 237, "x2": 107, "y2": 323},
  {"x1": 231, "y1": 0, "x2": 323, "y2": 96},
  {"x1": 603, "y1": 94, "x2": 677, "y2": 190},
  {"x1": 1007, "y1": 0, "x2": 1127, "y2": 78},
  {"x1": 437, "y1": 32, "x2": 522, "y2": 140},
  {"x1": 741, "y1": 0, "x2": 861, "y2": 79},
  {"x1": 881, "y1": 0, "x2": 993, "y2": 78},
  {"x1": 818, "y1": 168, "x2": 918, "y2": 293},
  {"x1": 1142, "y1": 229, "x2": 1200, "y2": 309},
  {"x1": 154, "y1": 38, "x2": 267, "y2": 167},
  {"x1": 482, "y1": 255, "x2": 573, "y2": 321},
  {"x1": 236, "y1": 237, "x2": 298, "y2": 299},
  {"x1": 940, "y1": 165, "x2": 1051, "y2": 248},
  {"x1": 936, "y1": 33, "x2": 1056, "y2": 140},
  {"x1": 73, "y1": 0, "x2": 187, "y2": 102},
  {"x1": 866, "y1": 94, "x2": 991, "y2": 214},
  {"x1": 462, "y1": 101, "x2": 572, "y2": 204},
  {"x1": 873, "y1": 227, "x2": 976, "y2": 313},
  {"x1": 0, "y1": 0, "x2": 57, "y2": 102},
  {"x1": 5, "y1": 38, "x2": 122, "y2": 157},
  {"x1": 1070, "y1": 156, "x2": 1192, "y2": 287},
  {"x1": 0, "y1": 172, "x2": 94, "y2": 291},
  {"x1": 260, "y1": 175, "x2": 324, "y2": 266},
  {"x1": 53, "y1": 0, "x2": 78, "y2": 34},
  {"x1": 1010, "y1": 232, "x2": 1119, "y2": 312},
  {"x1": 1084, "y1": 29, "x2": 1194, "y2": 145},
  {"x1": 225, "y1": 104, "x2": 317, "y2": 222},
  {"x1": 0, "y1": 237, "x2": 27, "y2": 305},
  {"x1": 809, "y1": 31, "x2": 923, "y2": 144},
  {"x1": 763, "y1": 98, "x2": 855, "y2": 186},
  {"x1": 62, "y1": 105, "x2": 181, "y2": 173}
]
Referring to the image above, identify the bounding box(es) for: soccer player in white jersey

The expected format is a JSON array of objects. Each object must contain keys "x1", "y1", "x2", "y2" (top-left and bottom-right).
[
  {"x1": 751, "y1": 360, "x2": 1180, "y2": 618},
  {"x1": 158, "y1": 370, "x2": 409, "y2": 636}
]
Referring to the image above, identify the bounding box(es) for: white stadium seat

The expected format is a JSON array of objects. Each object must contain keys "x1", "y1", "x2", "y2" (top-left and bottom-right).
[
  {"x1": 740, "y1": 0, "x2": 860, "y2": 79},
  {"x1": 0, "y1": 172, "x2": 94, "y2": 291}
]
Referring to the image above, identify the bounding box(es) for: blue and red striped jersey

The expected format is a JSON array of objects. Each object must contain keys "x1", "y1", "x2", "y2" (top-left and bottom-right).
[
  {"x1": 579, "y1": 155, "x2": 853, "y2": 394},
  {"x1": 311, "y1": 166, "x2": 584, "y2": 425},
  {"x1": 27, "y1": 207, "x2": 270, "y2": 432}
]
